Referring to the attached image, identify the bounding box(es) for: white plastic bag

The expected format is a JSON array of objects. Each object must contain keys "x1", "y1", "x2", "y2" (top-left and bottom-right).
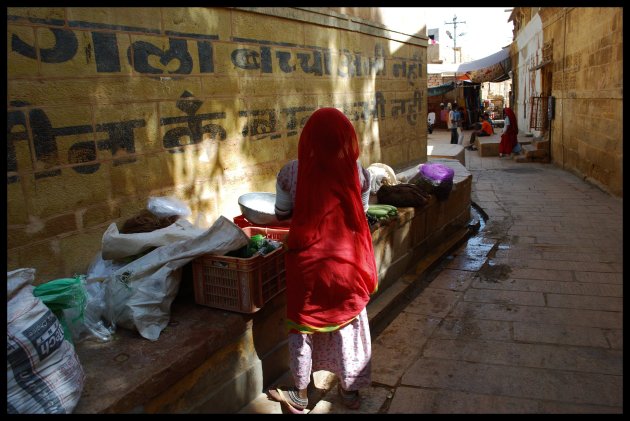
[
  {"x1": 85, "y1": 252, "x2": 127, "y2": 282},
  {"x1": 101, "y1": 218, "x2": 205, "y2": 261},
  {"x1": 367, "y1": 163, "x2": 398, "y2": 194},
  {"x1": 63, "y1": 274, "x2": 114, "y2": 343},
  {"x1": 103, "y1": 216, "x2": 249, "y2": 341},
  {"x1": 7, "y1": 268, "x2": 85, "y2": 414},
  {"x1": 147, "y1": 196, "x2": 191, "y2": 218}
]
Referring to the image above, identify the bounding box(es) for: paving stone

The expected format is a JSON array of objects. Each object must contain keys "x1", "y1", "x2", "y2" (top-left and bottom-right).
[
  {"x1": 403, "y1": 288, "x2": 463, "y2": 318},
  {"x1": 371, "y1": 312, "x2": 441, "y2": 387},
  {"x1": 513, "y1": 321, "x2": 611, "y2": 348},
  {"x1": 309, "y1": 385, "x2": 390, "y2": 414},
  {"x1": 432, "y1": 318, "x2": 512, "y2": 341},
  {"x1": 472, "y1": 191, "x2": 498, "y2": 201},
  {"x1": 545, "y1": 293, "x2": 623, "y2": 311},
  {"x1": 471, "y1": 278, "x2": 623, "y2": 297},
  {"x1": 538, "y1": 401, "x2": 622, "y2": 414},
  {"x1": 388, "y1": 386, "x2": 539, "y2": 413},
  {"x1": 448, "y1": 301, "x2": 622, "y2": 329},
  {"x1": 533, "y1": 235, "x2": 595, "y2": 246},
  {"x1": 514, "y1": 258, "x2": 619, "y2": 272},
  {"x1": 423, "y1": 337, "x2": 622, "y2": 374},
  {"x1": 540, "y1": 251, "x2": 623, "y2": 263},
  {"x1": 574, "y1": 271, "x2": 623, "y2": 284},
  {"x1": 463, "y1": 288, "x2": 546, "y2": 306},
  {"x1": 386, "y1": 386, "x2": 435, "y2": 413},
  {"x1": 400, "y1": 357, "x2": 622, "y2": 407},
  {"x1": 508, "y1": 267, "x2": 574, "y2": 282}
]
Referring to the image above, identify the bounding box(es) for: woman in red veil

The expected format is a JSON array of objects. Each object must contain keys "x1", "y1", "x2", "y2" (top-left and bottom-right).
[
  {"x1": 268, "y1": 108, "x2": 377, "y2": 413},
  {"x1": 499, "y1": 107, "x2": 519, "y2": 156}
]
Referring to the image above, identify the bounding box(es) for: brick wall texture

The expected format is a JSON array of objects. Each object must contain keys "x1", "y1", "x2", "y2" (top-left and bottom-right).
[{"x1": 7, "y1": 7, "x2": 428, "y2": 281}]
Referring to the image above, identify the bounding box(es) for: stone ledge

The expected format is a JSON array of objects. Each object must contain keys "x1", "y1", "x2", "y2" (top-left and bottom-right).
[
  {"x1": 72, "y1": 278, "x2": 270, "y2": 413},
  {"x1": 72, "y1": 160, "x2": 472, "y2": 414},
  {"x1": 427, "y1": 143, "x2": 466, "y2": 166},
  {"x1": 476, "y1": 134, "x2": 501, "y2": 157},
  {"x1": 395, "y1": 157, "x2": 471, "y2": 185}
]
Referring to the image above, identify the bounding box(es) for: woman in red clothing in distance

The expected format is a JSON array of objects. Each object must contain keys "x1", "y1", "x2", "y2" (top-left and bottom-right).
[{"x1": 499, "y1": 107, "x2": 519, "y2": 157}]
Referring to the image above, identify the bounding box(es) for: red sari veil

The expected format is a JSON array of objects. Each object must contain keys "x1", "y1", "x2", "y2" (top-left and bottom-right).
[
  {"x1": 285, "y1": 108, "x2": 378, "y2": 333},
  {"x1": 499, "y1": 107, "x2": 519, "y2": 154}
]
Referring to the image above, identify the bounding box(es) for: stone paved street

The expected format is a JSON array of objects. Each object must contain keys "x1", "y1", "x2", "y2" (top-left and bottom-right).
[{"x1": 371, "y1": 130, "x2": 622, "y2": 413}]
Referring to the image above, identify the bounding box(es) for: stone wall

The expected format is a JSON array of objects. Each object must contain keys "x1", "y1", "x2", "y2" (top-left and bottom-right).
[
  {"x1": 512, "y1": 7, "x2": 622, "y2": 197},
  {"x1": 427, "y1": 73, "x2": 442, "y2": 87},
  {"x1": 547, "y1": 7, "x2": 623, "y2": 197},
  {"x1": 7, "y1": 7, "x2": 429, "y2": 281}
]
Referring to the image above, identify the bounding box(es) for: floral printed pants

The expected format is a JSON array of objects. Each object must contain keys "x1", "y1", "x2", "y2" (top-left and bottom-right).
[{"x1": 288, "y1": 307, "x2": 372, "y2": 392}]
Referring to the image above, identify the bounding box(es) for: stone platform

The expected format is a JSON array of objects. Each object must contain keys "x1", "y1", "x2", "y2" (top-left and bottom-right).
[
  {"x1": 475, "y1": 134, "x2": 501, "y2": 157},
  {"x1": 72, "y1": 159, "x2": 473, "y2": 414},
  {"x1": 427, "y1": 143, "x2": 465, "y2": 166}
]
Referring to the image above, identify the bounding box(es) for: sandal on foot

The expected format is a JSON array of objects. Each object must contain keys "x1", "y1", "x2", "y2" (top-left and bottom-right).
[
  {"x1": 337, "y1": 384, "x2": 360, "y2": 410},
  {"x1": 268, "y1": 386, "x2": 307, "y2": 414}
]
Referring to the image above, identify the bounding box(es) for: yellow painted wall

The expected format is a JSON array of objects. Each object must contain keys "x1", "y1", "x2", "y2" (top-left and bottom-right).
[{"x1": 7, "y1": 7, "x2": 428, "y2": 282}]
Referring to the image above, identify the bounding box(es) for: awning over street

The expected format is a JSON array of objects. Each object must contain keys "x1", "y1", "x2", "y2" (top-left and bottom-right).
[
  {"x1": 427, "y1": 80, "x2": 476, "y2": 97},
  {"x1": 427, "y1": 47, "x2": 512, "y2": 83},
  {"x1": 427, "y1": 81, "x2": 456, "y2": 97}
]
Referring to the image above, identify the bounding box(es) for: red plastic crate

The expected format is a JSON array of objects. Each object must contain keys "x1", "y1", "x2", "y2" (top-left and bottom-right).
[
  {"x1": 192, "y1": 226, "x2": 289, "y2": 313},
  {"x1": 233, "y1": 214, "x2": 291, "y2": 230}
]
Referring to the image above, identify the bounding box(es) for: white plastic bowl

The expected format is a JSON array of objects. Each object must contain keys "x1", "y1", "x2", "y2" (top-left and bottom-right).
[{"x1": 238, "y1": 192, "x2": 279, "y2": 225}]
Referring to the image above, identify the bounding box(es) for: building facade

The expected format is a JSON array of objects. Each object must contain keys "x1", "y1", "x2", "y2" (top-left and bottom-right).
[{"x1": 509, "y1": 7, "x2": 622, "y2": 196}]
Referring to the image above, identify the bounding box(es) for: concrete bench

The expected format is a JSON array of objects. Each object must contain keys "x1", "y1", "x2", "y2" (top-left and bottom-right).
[
  {"x1": 474, "y1": 132, "x2": 532, "y2": 157},
  {"x1": 475, "y1": 134, "x2": 501, "y2": 157},
  {"x1": 427, "y1": 143, "x2": 465, "y2": 166}
]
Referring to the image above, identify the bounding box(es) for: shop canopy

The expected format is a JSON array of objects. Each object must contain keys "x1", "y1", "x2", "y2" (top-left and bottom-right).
[
  {"x1": 427, "y1": 81, "x2": 456, "y2": 97},
  {"x1": 427, "y1": 47, "x2": 512, "y2": 83},
  {"x1": 427, "y1": 80, "x2": 476, "y2": 97}
]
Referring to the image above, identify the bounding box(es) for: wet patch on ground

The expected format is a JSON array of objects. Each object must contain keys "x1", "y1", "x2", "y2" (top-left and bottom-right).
[
  {"x1": 482, "y1": 218, "x2": 513, "y2": 238},
  {"x1": 477, "y1": 261, "x2": 512, "y2": 283}
]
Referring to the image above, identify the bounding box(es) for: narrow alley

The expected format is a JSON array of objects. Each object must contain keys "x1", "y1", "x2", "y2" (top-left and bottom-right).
[{"x1": 242, "y1": 128, "x2": 623, "y2": 414}]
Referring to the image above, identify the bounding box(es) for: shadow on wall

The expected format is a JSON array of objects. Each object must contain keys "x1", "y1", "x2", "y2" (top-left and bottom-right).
[{"x1": 6, "y1": 6, "x2": 428, "y2": 282}]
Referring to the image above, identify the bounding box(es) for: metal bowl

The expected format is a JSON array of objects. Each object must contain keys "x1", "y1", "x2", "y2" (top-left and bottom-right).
[{"x1": 238, "y1": 192, "x2": 279, "y2": 225}]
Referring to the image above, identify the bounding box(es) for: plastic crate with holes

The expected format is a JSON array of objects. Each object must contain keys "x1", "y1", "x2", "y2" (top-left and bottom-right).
[{"x1": 192, "y1": 226, "x2": 289, "y2": 313}]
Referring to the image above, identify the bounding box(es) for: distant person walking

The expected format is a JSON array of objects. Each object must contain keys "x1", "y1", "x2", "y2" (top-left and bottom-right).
[
  {"x1": 427, "y1": 111, "x2": 436, "y2": 134},
  {"x1": 439, "y1": 103, "x2": 448, "y2": 128}
]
